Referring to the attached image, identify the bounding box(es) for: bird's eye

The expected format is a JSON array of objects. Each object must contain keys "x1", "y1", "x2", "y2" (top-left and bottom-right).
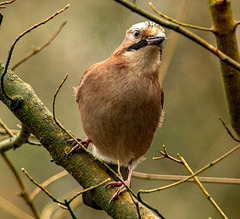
[{"x1": 132, "y1": 30, "x2": 140, "y2": 39}]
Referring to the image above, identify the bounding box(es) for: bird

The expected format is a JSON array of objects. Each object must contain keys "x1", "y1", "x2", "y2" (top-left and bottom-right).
[{"x1": 72, "y1": 21, "x2": 165, "y2": 204}]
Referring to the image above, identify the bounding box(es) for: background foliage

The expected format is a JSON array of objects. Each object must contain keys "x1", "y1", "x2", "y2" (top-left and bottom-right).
[{"x1": 0, "y1": 0, "x2": 240, "y2": 218}]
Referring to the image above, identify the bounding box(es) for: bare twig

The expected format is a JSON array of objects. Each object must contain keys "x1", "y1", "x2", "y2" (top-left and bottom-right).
[
  {"x1": 150, "y1": 2, "x2": 212, "y2": 32},
  {"x1": 52, "y1": 75, "x2": 69, "y2": 130},
  {"x1": 30, "y1": 171, "x2": 69, "y2": 200},
  {"x1": 1, "y1": 4, "x2": 70, "y2": 101},
  {"x1": 0, "y1": 0, "x2": 15, "y2": 6},
  {"x1": 218, "y1": 117, "x2": 240, "y2": 143},
  {"x1": 1, "y1": 154, "x2": 40, "y2": 218},
  {"x1": 0, "y1": 118, "x2": 14, "y2": 137},
  {"x1": 12, "y1": 21, "x2": 67, "y2": 70},
  {"x1": 23, "y1": 168, "x2": 110, "y2": 219},
  {"x1": 0, "y1": 128, "x2": 36, "y2": 137},
  {"x1": 0, "y1": 195, "x2": 34, "y2": 219},
  {"x1": 178, "y1": 155, "x2": 227, "y2": 218},
  {"x1": 113, "y1": 0, "x2": 240, "y2": 71},
  {"x1": 68, "y1": 178, "x2": 111, "y2": 204},
  {"x1": 22, "y1": 168, "x2": 77, "y2": 219},
  {"x1": 22, "y1": 168, "x2": 65, "y2": 205},
  {"x1": 153, "y1": 145, "x2": 182, "y2": 163},
  {"x1": 0, "y1": 119, "x2": 40, "y2": 218},
  {"x1": 137, "y1": 143, "x2": 240, "y2": 197},
  {"x1": 41, "y1": 187, "x2": 83, "y2": 219},
  {"x1": 0, "y1": 128, "x2": 18, "y2": 135},
  {"x1": 133, "y1": 171, "x2": 240, "y2": 185}
]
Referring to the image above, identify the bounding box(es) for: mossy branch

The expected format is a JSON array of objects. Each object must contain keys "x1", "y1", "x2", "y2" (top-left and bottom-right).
[{"x1": 209, "y1": 0, "x2": 240, "y2": 137}]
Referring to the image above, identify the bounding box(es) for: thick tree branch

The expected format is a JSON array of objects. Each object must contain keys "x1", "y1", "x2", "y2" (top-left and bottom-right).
[
  {"x1": 0, "y1": 61, "x2": 160, "y2": 218},
  {"x1": 209, "y1": 0, "x2": 240, "y2": 137},
  {"x1": 0, "y1": 123, "x2": 30, "y2": 153}
]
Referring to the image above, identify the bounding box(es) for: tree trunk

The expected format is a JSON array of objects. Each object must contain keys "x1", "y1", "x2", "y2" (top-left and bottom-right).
[{"x1": 209, "y1": 0, "x2": 240, "y2": 137}]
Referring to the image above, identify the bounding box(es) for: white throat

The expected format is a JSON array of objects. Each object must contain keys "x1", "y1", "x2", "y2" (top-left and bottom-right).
[{"x1": 124, "y1": 46, "x2": 161, "y2": 74}]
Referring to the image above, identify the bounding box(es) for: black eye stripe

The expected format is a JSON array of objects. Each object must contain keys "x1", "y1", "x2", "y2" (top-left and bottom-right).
[{"x1": 126, "y1": 39, "x2": 148, "y2": 51}]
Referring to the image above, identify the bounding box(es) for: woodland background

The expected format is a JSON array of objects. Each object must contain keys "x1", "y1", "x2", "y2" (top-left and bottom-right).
[{"x1": 0, "y1": 0, "x2": 240, "y2": 218}]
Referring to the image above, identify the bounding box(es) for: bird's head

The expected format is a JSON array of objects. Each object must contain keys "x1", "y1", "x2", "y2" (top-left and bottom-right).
[{"x1": 113, "y1": 21, "x2": 166, "y2": 73}]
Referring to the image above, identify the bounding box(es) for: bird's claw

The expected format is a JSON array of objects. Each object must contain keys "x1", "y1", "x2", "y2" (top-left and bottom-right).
[
  {"x1": 67, "y1": 138, "x2": 92, "y2": 157},
  {"x1": 109, "y1": 184, "x2": 127, "y2": 203},
  {"x1": 106, "y1": 180, "x2": 130, "y2": 202},
  {"x1": 106, "y1": 181, "x2": 123, "y2": 188}
]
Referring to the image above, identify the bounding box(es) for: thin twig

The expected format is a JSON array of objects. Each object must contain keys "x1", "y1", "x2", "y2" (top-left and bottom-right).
[
  {"x1": 1, "y1": 155, "x2": 40, "y2": 218},
  {"x1": 22, "y1": 168, "x2": 78, "y2": 219},
  {"x1": 23, "y1": 168, "x2": 110, "y2": 219},
  {"x1": 153, "y1": 145, "x2": 182, "y2": 163},
  {"x1": 113, "y1": 0, "x2": 240, "y2": 71},
  {"x1": 53, "y1": 75, "x2": 69, "y2": 129},
  {"x1": 133, "y1": 171, "x2": 240, "y2": 185},
  {"x1": 41, "y1": 187, "x2": 83, "y2": 219},
  {"x1": 0, "y1": 0, "x2": 15, "y2": 6},
  {"x1": 68, "y1": 178, "x2": 111, "y2": 204},
  {"x1": 178, "y1": 155, "x2": 227, "y2": 218},
  {"x1": 128, "y1": 193, "x2": 142, "y2": 219},
  {"x1": 218, "y1": 117, "x2": 240, "y2": 143},
  {"x1": 150, "y1": 2, "x2": 212, "y2": 32},
  {"x1": 30, "y1": 171, "x2": 69, "y2": 200},
  {"x1": 12, "y1": 21, "x2": 67, "y2": 70},
  {"x1": 22, "y1": 168, "x2": 65, "y2": 205},
  {"x1": 1, "y1": 4, "x2": 69, "y2": 101},
  {"x1": 0, "y1": 118, "x2": 14, "y2": 137},
  {"x1": 137, "y1": 143, "x2": 240, "y2": 196},
  {"x1": 0, "y1": 195, "x2": 34, "y2": 219},
  {"x1": 64, "y1": 200, "x2": 77, "y2": 219},
  {"x1": 0, "y1": 119, "x2": 40, "y2": 218},
  {"x1": 0, "y1": 128, "x2": 36, "y2": 137}
]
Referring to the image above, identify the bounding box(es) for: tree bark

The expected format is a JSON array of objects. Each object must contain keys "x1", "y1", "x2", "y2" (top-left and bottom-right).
[
  {"x1": 0, "y1": 61, "x2": 160, "y2": 219},
  {"x1": 209, "y1": 0, "x2": 240, "y2": 137}
]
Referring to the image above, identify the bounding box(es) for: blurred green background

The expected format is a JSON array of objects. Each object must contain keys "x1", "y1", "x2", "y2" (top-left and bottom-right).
[{"x1": 1, "y1": 0, "x2": 240, "y2": 218}]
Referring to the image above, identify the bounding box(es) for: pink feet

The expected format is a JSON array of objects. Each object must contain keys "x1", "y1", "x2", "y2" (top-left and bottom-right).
[
  {"x1": 106, "y1": 179, "x2": 131, "y2": 202},
  {"x1": 106, "y1": 167, "x2": 133, "y2": 202},
  {"x1": 67, "y1": 138, "x2": 92, "y2": 157}
]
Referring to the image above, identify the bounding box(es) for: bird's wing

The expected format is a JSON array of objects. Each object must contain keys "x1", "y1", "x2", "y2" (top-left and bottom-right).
[{"x1": 74, "y1": 67, "x2": 92, "y2": 103}]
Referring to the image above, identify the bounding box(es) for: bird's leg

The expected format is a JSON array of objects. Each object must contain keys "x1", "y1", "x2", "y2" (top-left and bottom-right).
[
  {"x1": 107, "y1": 166, "x2": 134, "y2": 201},
  {"x1": 67, "y1": 138, "x2": 92, "y2": 157}
]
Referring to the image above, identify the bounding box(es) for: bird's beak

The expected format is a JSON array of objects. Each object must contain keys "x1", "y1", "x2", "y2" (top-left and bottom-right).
[{"x1": 146, "y1": 32, "x2": 166, "y2": 46}]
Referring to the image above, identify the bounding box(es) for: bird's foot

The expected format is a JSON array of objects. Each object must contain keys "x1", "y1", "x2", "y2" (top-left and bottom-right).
[
  {"x1": 106, "y1": 179, "x2": 130, "y2": 202},
  {"x1": 67, "y1": 138, "x2": 92, "y2": 157}
]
